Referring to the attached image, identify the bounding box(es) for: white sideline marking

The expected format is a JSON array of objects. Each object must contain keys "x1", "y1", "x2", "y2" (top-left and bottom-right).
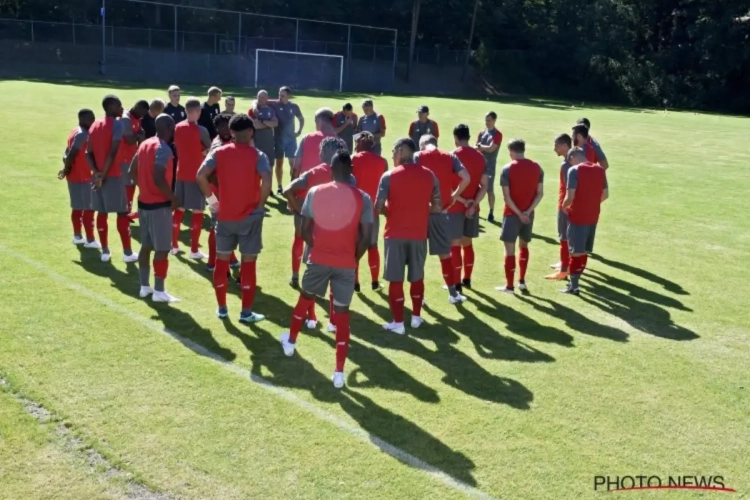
[{"x1": 0, "y1": 245, "x2": 498, "y2": 500}]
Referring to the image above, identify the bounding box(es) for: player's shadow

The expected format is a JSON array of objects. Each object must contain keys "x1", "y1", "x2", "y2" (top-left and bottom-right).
[
  {"x1": 356, "y1": 293, "x2": 534, "y2": 409},
  {"x1": 73, "y1": 247, "x2": 237, "y2": 361},
  {"x1": 585, "y1": 269, "x2": 691, "y2": 311},
  {"x1": 218, "y1": 321, "x2": 481, "y2": 486},
  {"x1": 580, "y1": 282, "x2": 699, "y2": 341},
  {"x1": 589, "y1": 254, "x2": 689, "y2": 296}
]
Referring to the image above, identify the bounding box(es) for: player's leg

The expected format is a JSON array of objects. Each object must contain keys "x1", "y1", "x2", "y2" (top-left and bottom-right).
[
  {"x1": 486, "y1": 174, "x2": 496, "y2": 222},
  {"x1": 91, "y1": 185, "x2": 111, "y2": 259},
  {"x1": 171, "y1": 181, "x2": 186, "y2": 254},
  {"x1": 213, "y1": 221, "x2": 236, "y2": 318},
  {"x1": 148, "y1": 207, "x2": 179, "y2": 303},
  {"x1": 68, "y1": 181, "x2": 85, "y2": 244},
  {"x1": 237, "y1": 211, "x2": 265, "y2": 323},
  {"x1": 121, "y1": 162, "x2": 137, "y2": 222},
  {"x1": 368, "y1": 215, "x2": 381, "y2": 290},
  {"x1": 461, "y1": 214, "x2": 480, "y2": 288},
  {"x1": 273, "y1": 136, "x2": 285, "y2": 194},
  {"x1": 107, "y1": 176, "x2": 136, "y2": 262},
  {"x1": 562, "y1": 223, "x2": 589, "y2": 295},
  {"x1": 186, "y1": 182, "x2": 206, "y2": 260},
  {"x1": 407, "y1": 240, "x2": 428, "y2": 328},
  {"x1": 547, "y1": 210, "x2": 570, "y2": 279},
  {"x1": 517, "y1": 215, "x2": 534, "y2": 291},
  {"x1": 585, "y1": 224, "x2": 597, "y2": 255},
  {"x1": 497, "y1": 215, "x2": 520, "y2": 293},
  {"x1": 137, "y1": 209, "x2": 154, "y2": 298},
  {"x1": 430, "y1": 213, "x2": 459, "y2": 300},
  {"x1": 290, "y1": 213, "x2": 304, "y2": 288},
  {"x1": 330, "y1": 268, "x2": 356, "y2": 388},
  {"x1": 382, "y1": 239, "x2": 407, "y2": 334},
  {"x1": 207, "y1": 210, "x2": 217, "y2": 272},
  {"x1": 447, "y1": 213, "x2": 467, "y2": 299},
  {"x1": 281, "y1": 264, "x2": 329, "y2": 355}
]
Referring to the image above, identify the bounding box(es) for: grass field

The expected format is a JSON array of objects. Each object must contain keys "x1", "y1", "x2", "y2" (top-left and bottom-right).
[{"x1": 1, "y1": 80, "x2": 749, "y2": 500}]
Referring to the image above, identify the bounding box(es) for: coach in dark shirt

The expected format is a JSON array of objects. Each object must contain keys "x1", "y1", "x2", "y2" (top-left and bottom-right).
[
  {"x1": 142, "y1": 99, "x2": 165, "y2": 138},
  {"x1": 198, "y1": 86, "x2": 222, "y2": 139},
  {"x1": 164, "y1": 85, "x2": 186, "y2": 124}
]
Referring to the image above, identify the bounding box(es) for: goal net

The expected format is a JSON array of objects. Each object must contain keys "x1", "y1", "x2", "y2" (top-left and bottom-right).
[{"x1": 255, "y1": 49, "x2": 344, "y2": 92}]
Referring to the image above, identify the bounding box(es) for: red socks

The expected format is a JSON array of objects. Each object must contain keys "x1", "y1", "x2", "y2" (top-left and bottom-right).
[
  {"x1": 581, "y1": 254, "x2": 588, "y2": 272},
  {"x1": 462, "y1": 244, "x2": 475, "y2": 280},
  {"x1": 96, "y1": 213, "x2": 109, "y2": 249},
  {"x1": 560, "y1": 240, "x2": 570, "y2": 272},
  {"x1": 519, "y1": 247, "x2": 529, "y2": 281},
  {"x1": 290, "y1": 296, "x2": 315, "y2": 343},
  {"x1": 172, "y1": 210, "x2": 184, "y2": 248},
  {"x1": 568, "y1": 255, "x2": 584, "y2": 275},
  {"x1": 307, "y1": 301, "x2": 317, "y2": 322},
  {"x1": 208, "y1": 228, "x2": 216, "y2": 267},
  {"x1": 291, "y1": 236, "x2": 304, "y2": 276},
  {"x1": 504, "y1": 255, "x2": 515, "y2": 288},
  {"x1": 367, "y1": 247, "x2": 380, "y2": 282},
  {"x1": 410, "y1": 280, "x2": 424, "y2": 317},
  {"x1": 116, "y1": 215, "x2": 132, "y2": 252},
  {"x1": 125, "y1": 185, "x2": 136, "y2": 212},
  {"x1": 335, "y1": 312, "x2": 350, "y2": 372},
  {"x1": 153, "y1": 258, "x2": 169, "y2": 280},
  {"x1": 71, "y1": 209, "x2": 83, "y2": 235},
  {"x1": 388, "y1": 281, "x2": 405, "y2": 323},
  {"x1": 439, "y1": 257, "x2": 454, "y2": 287},
  {"x1": 82, "y1": 210, "x2": 95, "y2": 241},
  {"x1": 240, "y1": 261, "x2": 257, "y2": 311},
  {"x1": 213, "y1": 259, "x2": 230, "y2": 307},
  {"x1": 451, "y1": 246, "x2": 462, "y2": 285},
  {"x1": 190, "y1": 212, "x2": 204, "y2": 253}
]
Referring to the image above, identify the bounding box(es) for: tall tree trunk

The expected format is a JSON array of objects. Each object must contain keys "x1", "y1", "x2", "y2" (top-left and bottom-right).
[
  {"x1": 406, "y1": 0, "x2": 421, "y2": 82},
  {"x1": 462, "y1": 0, "x2": 480, "y2": 81}
]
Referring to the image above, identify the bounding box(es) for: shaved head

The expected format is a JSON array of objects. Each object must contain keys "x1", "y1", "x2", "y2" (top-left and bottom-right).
[
  {"x1": 257, "y1": 90, "x2": 269, "y2": 106},
  {"x1": 155, "y1": 113, "x2": 175, "y2": 142}
]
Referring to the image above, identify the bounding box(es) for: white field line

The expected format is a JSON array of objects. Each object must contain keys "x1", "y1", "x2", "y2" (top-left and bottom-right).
[{"x1": 0, "y1": 244, "x2": 498, "y2": 500}]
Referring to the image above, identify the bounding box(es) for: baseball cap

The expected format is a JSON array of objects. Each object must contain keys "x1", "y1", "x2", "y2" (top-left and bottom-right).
[
  {"x1": 167, "y1": 84, "x2": 180, "y2": 92},
  {"x1": 417, "y1": 105, "x2": 429, "y2": 113}
]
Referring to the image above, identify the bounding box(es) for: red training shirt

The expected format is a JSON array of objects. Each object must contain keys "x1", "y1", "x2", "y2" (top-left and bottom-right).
[
  {"x1": 351, "y1": 151, "x2": 387, "y2": 205},
  {"x1": 65, "y1": 127, "x2": 91, "y2": 183},
  {"x1": 499, "y1": 159, "x2": 544, "y2": 216},
  {"x1": 567, "y1": 162, "x2": 607, "y2": 225},
  {"x1": 87, "y1": 117, "x2": 124, "y2": 178},
  {"x1": 136, "y1": 137, "x2": 174, "y2": 205},
  {"x1": 174, "y1": 121, "x2": 210, "y2": 181},
  {"x1": 297, "y1": 131, "x2": 334, "y2": 174},
  {"x1": 453, "y1": 146, "x2": 487, "y2": 212},
  {"x1": 414, "y1": 148, "x2": 464, "y2": 212},
  {"x1": 205, "y1": 143, "x2": 271, "y2": 221},
  {"x1": 377, "y1": 164, "x2": 439, "y2": 240}
]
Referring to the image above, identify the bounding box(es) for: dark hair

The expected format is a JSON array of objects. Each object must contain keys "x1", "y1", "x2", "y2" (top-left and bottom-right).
[
  {"x1": 229, "y1": 113, "x2": 255, "y2": 132},
  {"x1": 225, "y1": 95, "x2": 235, "y2": 101},
  {"x1": 486, "y1": 111, "x2": 497, "y2": 120},
  {"x1": 393, "y1": 137, "x2": 416, "y2": 154},
  {"x1": 577, "y1": 118, "x2": 591, "y2": 129},
  {"x1": 214, "y1": 112, "x2": 233, "y2": 127},
  {"x1": 362, "y1": 99, "x2": 374, "y2": 107},
  {"x1": 508, "y1": 139, "x2": 526, "y2": 153},
  {"x1": 355, "y1": 131, "x2": 375, "y2": 152},
  {"x1": 555, "y1": 133, "x2": 572, "y2": 148},
  {"x1": 572, "y1": 124, "x2": 589, "y2": 138},
  {"x1": 102, "y1": 94, "x2": 120, "y2": 111},
  {"x1": 320, "y1": 136, "x2": 347, "y2": 164},
  {"x1": 453, "y1": 123, "x2": 470, "y2": 141},
  {"x1": 343, "y1": 103, "x2": 353, "y2": 111},
  {"x1": 78, "y1": 108, "x2": 95, "y2": 119},
  {"x1": 134, "y1": 100, "x2": 149, "y2": 112},
  {"x1": 185, "y1": 98, "x2": 202, "y2": 110},
  {"x1": 331, "y1": 149, "x2": 352, "y2": 172}
]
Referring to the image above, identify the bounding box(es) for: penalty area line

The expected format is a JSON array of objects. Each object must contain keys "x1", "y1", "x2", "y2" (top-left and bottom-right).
[{"x1": 0, "y1": 245, "x2": 498, "y2": 500}]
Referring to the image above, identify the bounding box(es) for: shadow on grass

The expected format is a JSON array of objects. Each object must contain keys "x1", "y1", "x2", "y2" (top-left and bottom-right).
[
  {"x1": 585, "y1": 269, "x2": 691, "y2": 312},
  {"x1": 589, "y1": 254, "x2": 690, "y2": 296}
]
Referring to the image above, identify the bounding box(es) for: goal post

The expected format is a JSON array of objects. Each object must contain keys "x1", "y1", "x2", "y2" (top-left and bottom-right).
[{"x1": 255, "y1": 49, "x2": 344, "y2": 92}]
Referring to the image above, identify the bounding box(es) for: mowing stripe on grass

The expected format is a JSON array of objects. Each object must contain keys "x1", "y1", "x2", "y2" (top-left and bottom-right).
[{"x1": 0, "y1": 244, "x2": 499, "y2": 500}]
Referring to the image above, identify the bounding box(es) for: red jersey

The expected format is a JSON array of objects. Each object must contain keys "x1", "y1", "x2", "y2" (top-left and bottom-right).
[
  {"x1": 65, "y1": 127, "x2": 91, "y2": 183},
  {"x1": 304, "y1": 182, "x2": 368, "y2": 269},
  {"x1": 174, "y1": 121, "x2": 209, "y2": 181},
  {"x1": 557, "y1": 159, "x2": 573, "y2": 210},
  {"x1": 415, "y1": 148, "x2": 462, "y2": 211},
  {"x1": 453, "y1": 146, "x2": 486, "y2": 211},
  {"x1": 499, "y1": 159, "x2": 544, "y2": 216},
  {"x1": 88, "y1": 117, "x2": 123, "y2": 178},
  {"x1": 211, "y1": 143, "x2": 267, "y2": 222},
  {"x1": 298, "y1": 131, "x2": 334, "y2": 174},
  {"x1": 381, "y1": 164, "x2": 438, "y2": 240},
  {"x1": 136, "y1": 137, "x2": 174, "y2": 205},
  {"x1": 567, "y1": 162, "x2": 607, "y2": 225},
  {"x1": 294, "y1": 163, "x2": 332, "y2": 201},
  {"x1": 351, "y1": 151, "x2": 387, "y2": 204},
  {"x1": 115, "y1": 113, "x2": 141, "y2": 167}
]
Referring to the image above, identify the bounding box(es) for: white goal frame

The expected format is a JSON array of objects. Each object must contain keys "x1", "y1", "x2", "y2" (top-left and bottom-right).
[{"x1": 254, "y1": 49, "x2": 344, "y2": 92}]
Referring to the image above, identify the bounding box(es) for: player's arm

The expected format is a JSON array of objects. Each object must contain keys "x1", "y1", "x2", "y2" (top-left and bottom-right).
[
  {"x1": 256, "y1": 152, "x2": 273, "y2": 208},
  {"x1": 291, "y1": 137, "x2": 305, "y2": 179},
  {"x1": 61, "y1": 131, "x2": 86, "y2": 177},
  {"x1": 450, "y1": 154, "x2": 470, "y2": 205},
  {"x1": 407, "y1": 121, "x2": 415, "y2": 139},
  {"x1": 199, "y1": 126, "x2": 212, "y2": 156},
  {"x1": 562, "y1": 168, "x2": 577, "y2": 210},
  {"x1": 153, "y1": 144, "x2": 178, "y2": 208},
  {"x1": 601, "y1": 174, "x2": 609, "y2": 202},
  {"x1": 376, "y1": 115, "x2": 386, "y2": 140},
  {"x1": 85, "y1": 139, "x2": 98, "y2": 173},
  {"x1": 100, "y1": 120, "x2": 124, "y2": 179},
  {"x1": 594, "y1": 142, "x2": 609, "y2": 170},
  {"x1": 121, "y1": 117, "x2": 137, "y2": 145},
  {"x1": 128, "y1": 151, "x2": 139, "y2": 185},
  {"x1": 282, "y1": 173, "x2": 309, "y2": 214},
  {"x1": 478, "y1": 132, "x2": 501, "y2": 153},
  {"x1": 333, "y1": 114, "x2": 348, "y2": 134},
  {"x1": 196, "y1": 149, "x2": 219, "y2": 210},
  {"x1": 265, "y1": 108, "x2": 279, "y2": 129},
  {"x1": 433, "y1": 121, "x2": 440, "y2": 139},
  {"x1": 500, "y1": 165, "x2": 523, "y2": 216},
  {"x1": 300, "y1": 190, "x2": 315, "y2": 247},
  {"x1": 429, "y1": 172, "x2": 442, "y2": 214},
  {"x1": 248, "y1": 109, "x2": 265, "y2": 130},
  {"x1": 294, "y1": 105, "x2": 304, "y2": 136},
  {"x1": 356, "y1": 193, "x2": 374, "y2": 260},
  {"x1": 525, "y1": 168, "x2": 545, "y2": 214},
  {"x1": 374, "y1": 171, "x2": 390, "y2": 216}
]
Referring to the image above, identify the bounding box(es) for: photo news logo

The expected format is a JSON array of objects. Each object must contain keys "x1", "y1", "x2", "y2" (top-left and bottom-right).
[{"x1": 594, "y1": 475, "x2": 736, "y2": 493}]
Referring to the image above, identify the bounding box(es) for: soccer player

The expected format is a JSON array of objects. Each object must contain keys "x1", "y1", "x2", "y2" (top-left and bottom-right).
[
  {"x1": 572, "y1": 122, "x2": 608, "y2": 170},
  {"x1": 129, "y1": 114, "x2": 180, "y2": 303},
  {"x1": 172, "y1": 98, "x2": 212, "y2": 259},
  {"x1": 408, "y1": 105, "x2": 439, "y2": 146},
  {"x1": 141, "y1": 99, "x2": 165, "y2": 139},
  {"x1": 546, "y1": 133, "x2": 573, "y2": 280},
  {"x1": 118, "y1": 100, "x2": 149, "y2": 217},
  {"x1": 476, "y1": 111, "x2": 503, "y2": 222},
  {"x1": 164, "y1": 85, "x2": 186, "y2": 123},
  {"x1": 287, "y1": 108, "x2": 337, "y2": 288},
  {"x1": 270, "y1": 86, "x2": 304, "y2": 194},
  {"x1": 332, "y1": 103, "x2": 357, "y2": 153},
  {"x1": 561, "y1": 147, "x2": 609, "y2": 295},
  {"x1": 356, "y1": 99, "x2": 386, "y2": 156},
  {"x1": 248, "y1": 90, "x2": 278, "y2": 166},
  {"x1": 279, "y1": 150, "x2": 373, "y2": 389},
  {"x1": 452, "y1": 124, "x2": 490, "y2": 289},
  {"x1": 199, "y1": 87, "x2": 222, "y2": 140},
  {"x1": 376, "y1": 138, "x2": 442, "y2": 333},
  {"x1": 496, "y1": 139, "x2": 544, "y2": 293},
  {"x1": 351, "y1": 131, "x2": 387, "y2": 292},
  {"x1": 197, "y1": 114, "x2": 273, "y2": 323},
  {"x1": 86, "y1": 94, "x2": 137, "y2": 263},
  {"x1": 224, "y1": 95, "x2": 236, "y2": 114},
  {"x1": 414, "y1": 135, "x2": 470, "y2": 303},
  {"x1": 59, "y1": 108, "x2": 98, "y2": 248}
]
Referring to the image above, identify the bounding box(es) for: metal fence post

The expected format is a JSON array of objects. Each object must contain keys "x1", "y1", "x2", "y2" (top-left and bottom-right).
[
  {"x1": 238, "y1": 13, "x2": 242, "y2": 55},
  {"x1": 173, "y1": 6, "x2": 177, "y2": 52},
  {"x1": 30, "y1": 19, "x2": 34, "y2": 43},
  {"x1": 346, "y1": 25, "x2": 351, "y2": 85},
  {"x1": 392, "y1": 29, "x2": 397, "y2": 82},
  {"x1": 72, "y1": 21, "x2": 76, "y2": 45},
  {"x1": 295, "y1": 20, "x2": 299, "y2": 52},
  {"x1": 148, "y1": 27, "x2": 151, "y2": 49}
]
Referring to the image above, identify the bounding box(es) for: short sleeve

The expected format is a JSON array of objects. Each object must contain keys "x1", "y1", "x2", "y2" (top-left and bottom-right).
[
  {"x1": 301, "y1": 189, "x2": 314, "y2": 218},
  {"x1": 71, "y1": 129, "x2": 87, "y2": 150},
  {"x1": 120, "y1": 117, "x2": 134, "y2": 137},
  {"x1": 199, "y1": 126, "x2": 212, "y2": 149},
  {"x1": 112, "y1": 120, "x2": 124, "y2": 142},
  {"x1": 603, "y1": 172, "x2": 608, "y2": 189},
  {"x1": 155, "y1": 141, "x2": 174, "y2": 168},
  {"x1": 256, "y1": 152, "x2": 272, "y2": 174},
  {"x1": 433, "y1": 121, "x2": 440, "y2": 138},
  {"x1": 360, "y1": 193, "x2": 374, "y2": 224},
  {"x1": 450, "y1": 153, "x2": 465, "y2": 173},
  {"x1": 201, "y1": 149, "x2": 218, "y2": 172},
  {"x1": 248, "y1": 108, "x2": 256, "y2": 119},
  {"x1": 499, "y1": 165, "x2": 511, "y2": 186},
  {"x1": 408, "y1": 122, "x2": 415, "y2": 137},
  {"x1": 295, "y1": 171, "x2": 311, "y2": 190},
  {"x1": 379, "y1": 115, "x2": 386, "y2": 129},
  {"x1": 593, "y1": 141, "x2": 607, "y2": 162},
  {"x1": 493, "y1": 131, "x2": 502, "y2": 145},
  {"x1": 355, "y1": 117, "x2": 363, "y2": 132},
  {"x1": 293, "y1": 104, "x2": 303, "y2": 119},
  {"x1": 430, "y1": 171, "x2": 442, "y2": 206},
  {"x1": 294, "y1": 136, "x2": 306, "y2": 158},
  {"x1": 538, "y1": 166, "x2": 545, "y2": 183},
  {"x1": 375, "y1": 171, "x2": 391, "y2": 208},
  {"x1": 567, "y1": 167, "x2": 578, "y2": 189}
]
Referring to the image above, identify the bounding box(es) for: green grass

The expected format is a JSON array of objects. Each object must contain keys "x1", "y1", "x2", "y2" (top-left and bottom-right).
[{"x1": 1, "y1": 80, "x2": 748, "y2": 500}]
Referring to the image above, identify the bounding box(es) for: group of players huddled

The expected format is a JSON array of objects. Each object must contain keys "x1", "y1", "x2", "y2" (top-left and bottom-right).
[{"x1": 60, "y1": 84, "x2": 609, "y2": 388}]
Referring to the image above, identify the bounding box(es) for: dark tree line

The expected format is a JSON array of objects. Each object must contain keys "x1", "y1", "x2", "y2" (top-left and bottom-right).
[{"x1": 3, "y1": 0, "x2": 749, "y2": 112}]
